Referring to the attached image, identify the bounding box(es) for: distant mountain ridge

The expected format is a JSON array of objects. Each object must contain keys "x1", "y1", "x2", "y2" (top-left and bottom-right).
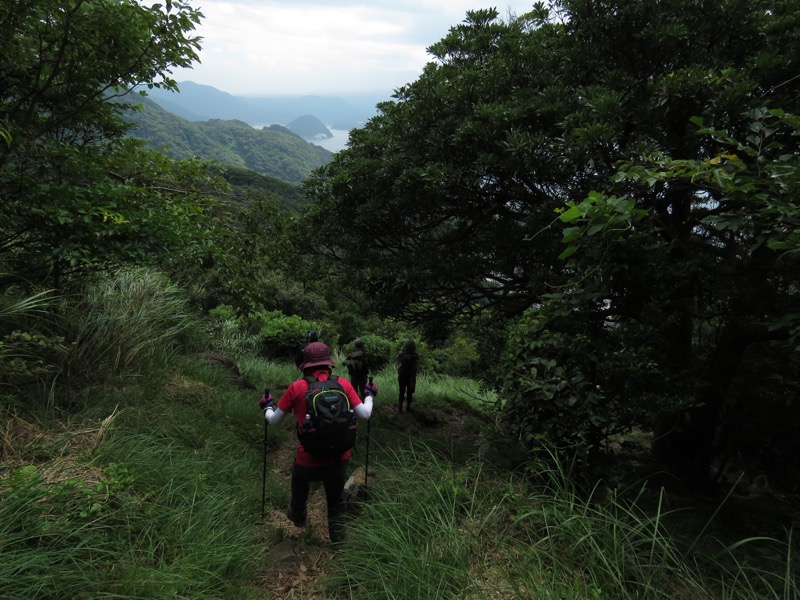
[{"x1": 143, "y1": 81, "x2": 387, "y2": 131}]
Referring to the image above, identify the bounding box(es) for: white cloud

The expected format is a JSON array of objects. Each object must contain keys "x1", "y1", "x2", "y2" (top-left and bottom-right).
[{"x1": 174, "y1": 1, "x2": 532, "y2": 95}]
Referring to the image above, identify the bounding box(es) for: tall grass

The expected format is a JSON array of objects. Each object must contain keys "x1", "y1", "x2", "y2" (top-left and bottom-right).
[
  {"x1": 0, "y1": 359, "x2": 276, "y2": 599},
  {"x1": 0, "y1": 287, "x2": 56, "y2": 319},
  {"x1": 65, "y1": 268, "x2": 193, "y2": 383},
  {"x1": 328, "y1": 442, "x2": 798, "y2": 599},
  {"x1": 0, "y1": 270, "x2": 278, "y2": 599},
  {"x1": 331, "y1": 445, "x2": 483, "y2": 599},
  {"x1": 509, "y1": 457, "x2": 710, "y2": 599},
  {"x1": 0, "y1": 283, "x2": 60, "y2": 412},
  {"x1": 0, "y1": 466, "x2": 126, "y2": 599},
  {"x1": 3, "y1": 285, "x2": 797, "y2": 599}
]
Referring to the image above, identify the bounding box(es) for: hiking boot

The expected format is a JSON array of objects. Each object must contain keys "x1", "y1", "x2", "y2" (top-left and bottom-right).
[
  {"x1": 286, "y1": 507, "x2": 307, "y2": 527},
  {"x1": 329, "y1": 521, "x2": 346, "y2": 548}
]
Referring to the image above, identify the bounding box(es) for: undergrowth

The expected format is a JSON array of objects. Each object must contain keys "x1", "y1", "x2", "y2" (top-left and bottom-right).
[
  {"x1": 331, "y1": 443, "x2": 798, "y2": 600},
  {"x1": 1, "y1": 270, "x2": 797, "y2": 599}
]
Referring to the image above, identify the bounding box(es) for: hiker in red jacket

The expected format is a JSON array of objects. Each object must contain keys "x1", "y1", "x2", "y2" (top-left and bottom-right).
[{"x1": 262, "y1": 342, "x2": 375, "y2": 546}]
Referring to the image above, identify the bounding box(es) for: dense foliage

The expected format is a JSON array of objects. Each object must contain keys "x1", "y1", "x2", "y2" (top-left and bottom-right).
[
  {"x1": 220, "y1": 165, "x2": 309, "y2": 212},
  {"x1": 0, "y1": 0, "x2": 321, "y2": 333},
  {"x1": 303, "y1": 0, "x2": 800, "y2": 488},
  {"x1": 0, "y1": 0, "x2": 218, "y2": 289},
  {"x1": 0, "y1": 1, "x2": 797, "y2": 596}
]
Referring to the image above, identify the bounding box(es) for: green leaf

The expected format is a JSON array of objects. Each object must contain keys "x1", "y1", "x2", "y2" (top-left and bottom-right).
[
  {"x1": 587, "y1": 223, "x2": 605, "y2": 236},
  {"x1": 562, "y1": 227, "x2": 581, "y2": 243},
  {"x1": 558, "y1": 205, "x2": 583, "y2": 223}
]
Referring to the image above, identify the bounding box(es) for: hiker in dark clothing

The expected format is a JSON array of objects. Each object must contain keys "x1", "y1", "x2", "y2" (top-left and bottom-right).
[
  {"x1": 396, "y1": 340, "x2": 418, "y2": 413},
  {"x1": 294, "y1": 330, "x2": 319, "y2": 369},
  {"x1": 343, "y1": 338, "x2": 370, "y2": 399},
  {"x1": 264, "y1": 342, "x2": 376, "y2": 545}
]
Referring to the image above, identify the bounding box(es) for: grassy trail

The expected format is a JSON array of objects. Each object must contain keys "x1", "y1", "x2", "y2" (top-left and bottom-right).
[
  {"x1": 2, "y1": 356, "x2": 797, "y2": 599},
  {"x1": 252, "y1": 394, "x2": 483, "y2": 598}
]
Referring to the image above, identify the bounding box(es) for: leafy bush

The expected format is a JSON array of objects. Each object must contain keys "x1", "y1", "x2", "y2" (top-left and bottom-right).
[
  {"x1": 492, "y1": 307, "x2": 678, "y2": 461},
  {"x1": 264, "y1": 272, "x2": 328, "y2": 319},
  {"x1": 201, "y1": 305, "x2": 345, "y2": 363},
  {"x1": 344, "y1": 333, "x2": 394, "y2": 372},
  {"x1": 0, "y1": 331, "x2": 67, "y2": 379},
  {"x1": 202, "y1": 304, "x2": 262, "y2": 358},
  {"x1": 372, "y1": 319, "x2": 421, "y2": 348},
  {"x1": 254, "y1": 310, "x2": 321, "y2": 360},
  {"x1": 431, "y1": 334, "x2": 480, "y2": 377},
  {"x1": 0, "y1": 286, "x2": 62, "y2": 393}
]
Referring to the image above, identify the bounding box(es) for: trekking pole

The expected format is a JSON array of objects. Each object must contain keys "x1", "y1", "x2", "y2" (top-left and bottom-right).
[
  {"x1": 364, "y1": 377, "x2": 373, "y2": 492},
  {"x1": 260, "y1": 387, "x2": 270, "y2": 521}
]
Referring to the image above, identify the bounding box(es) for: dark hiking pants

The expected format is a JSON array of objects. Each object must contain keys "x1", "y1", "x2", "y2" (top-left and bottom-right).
[
  {"x1": 290, "y1": 460, "x2": 349, "y2": 543},
  {"x1": 351, "y1": 376, "x2": 367, "y2": 399},
  {"x1": 398, "y1": 376, "x2": 414, "y2": 411}
]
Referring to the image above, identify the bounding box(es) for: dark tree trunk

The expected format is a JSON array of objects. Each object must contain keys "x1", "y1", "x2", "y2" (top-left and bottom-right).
[{"x1": 654, "y1": 322, "x2": 790, "y2": 490}]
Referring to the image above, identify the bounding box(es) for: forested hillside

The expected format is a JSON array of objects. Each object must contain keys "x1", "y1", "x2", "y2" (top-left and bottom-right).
[
  {"x1": 220, "y1": 165, "x2": 308, "y2": 212},
  {"x1": 125, "y1": 96, "x2": 333, "y2": 184}
]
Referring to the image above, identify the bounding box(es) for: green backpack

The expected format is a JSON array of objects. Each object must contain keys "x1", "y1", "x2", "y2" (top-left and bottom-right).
[{"x1": 299, "y1": 375, "x2": 357, "y2": 457}]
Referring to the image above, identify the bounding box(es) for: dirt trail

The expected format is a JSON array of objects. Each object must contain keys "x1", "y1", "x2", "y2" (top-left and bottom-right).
[
  {"x1": 251, "y1": 402, "x2": 478, "y2": 599},
  {"x1": 253, "y1": 430, "x2": 340, "y2": 599}
]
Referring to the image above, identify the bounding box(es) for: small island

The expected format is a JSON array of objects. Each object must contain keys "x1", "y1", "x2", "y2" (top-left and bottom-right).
[{"x1": 286, "y1": 114, "x2": 333, "y2": 140}]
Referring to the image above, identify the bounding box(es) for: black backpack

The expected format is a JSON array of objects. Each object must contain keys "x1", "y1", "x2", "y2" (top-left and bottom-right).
[
  {"x1": 344, "y1": 351, "x2": 368, "y2": 379},
  {"x1": 299, "y1": 375, "x2": 357, "y2": 457},
  {"x1": 397, "y1": 351, "x2": 417, "y2": 376}
]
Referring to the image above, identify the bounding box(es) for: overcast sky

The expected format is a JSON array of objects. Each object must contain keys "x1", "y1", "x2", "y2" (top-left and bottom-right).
[{"x1": 171, "y1": 1, "x2": 534, "y2": 97}]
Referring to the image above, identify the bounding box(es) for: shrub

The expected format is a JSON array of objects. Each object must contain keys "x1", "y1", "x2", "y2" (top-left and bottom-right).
[
  {"x1": 344, "y1": 334, "x2": 394, "y2": 372},
  {"x1": 201, "y1": 304, "x2": 261, "y2": 358},
  {"x1": 254, "y1": 311, "x2": 322, "y2": 360},
  {"x1": 492, "y1": 307, "x2": 675, "y2": 461},
  {"x1": 431, "y1": 334, "x2": 480, "y2": 377}
]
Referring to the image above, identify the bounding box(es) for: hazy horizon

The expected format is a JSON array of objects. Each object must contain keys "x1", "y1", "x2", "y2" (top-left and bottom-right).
[{"x1": 170, "y1": 1, "x2": 534, "y2": 96}]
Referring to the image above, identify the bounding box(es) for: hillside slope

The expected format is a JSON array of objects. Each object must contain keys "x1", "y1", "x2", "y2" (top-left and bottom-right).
[{"x1": 123, "y1": 97, "x2": 333, "y2": 185}]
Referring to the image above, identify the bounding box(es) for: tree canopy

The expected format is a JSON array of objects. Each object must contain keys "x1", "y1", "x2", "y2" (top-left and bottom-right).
[
  {"x1": 0, "y1": 0, "x2": 214, "y2": 288},
  {"x1": 302, "y1": 0, "x2": 800, "y2": 488}
]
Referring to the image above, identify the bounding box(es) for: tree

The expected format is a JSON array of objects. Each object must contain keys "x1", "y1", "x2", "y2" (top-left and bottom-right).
[
  {"x1": 304, "y1": 7, "x2": 566, "y2": 321},
  {"x1": 0, "y1": 0, "x2": 209, "y2": 289},
  {"x1": 302, "y1": 0, "x2": 800, "y2": 487},
  {"x1": 560, "y1": 109, "x2": 800, "y2": 487}
]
